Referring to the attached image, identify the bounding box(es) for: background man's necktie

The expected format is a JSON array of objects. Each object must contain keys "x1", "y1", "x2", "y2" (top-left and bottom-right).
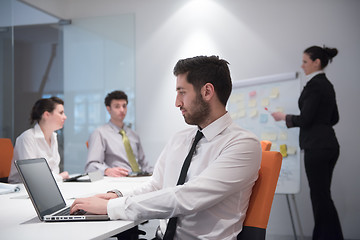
[
  {"x1": 119, "y1": 129, "x2": 140, "y2": 173},
  {"x1": 163, "y1": 130, "x2": 204, "y2": 240}
]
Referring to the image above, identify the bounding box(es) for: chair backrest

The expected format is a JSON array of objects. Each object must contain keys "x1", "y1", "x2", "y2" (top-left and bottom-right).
[
  {"x1": 260, "y1": 140, "x2": 272, "y2": 151},
  {"x1": 0, "y1": 138, "x2": 14, "y2": 181},
  {"x1": 237, "y1": 151, "x2": 282, "y2": 240},
  {"x1": 86, "y1": 141, "x2": 89, "y2": 148}
]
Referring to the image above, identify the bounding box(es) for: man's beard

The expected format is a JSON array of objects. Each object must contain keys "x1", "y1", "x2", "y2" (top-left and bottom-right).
[{"x1": 183, "y1": 94, "x2": 210, "y2": 126}]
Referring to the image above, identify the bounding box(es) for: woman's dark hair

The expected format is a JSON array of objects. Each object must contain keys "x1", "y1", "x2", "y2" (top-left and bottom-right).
[
  {"x1": 173, "y1": 55, "x2": 232, "y2": 106},
  {"x1": 30, "y1": 96, "x2": 64, "y2": 125},
  {"x1": 304, "y1": 45, "x2": 338, "y2": 69},
  {"x1": 104, "y1": 90, "x2": 128, "y2": 107}
]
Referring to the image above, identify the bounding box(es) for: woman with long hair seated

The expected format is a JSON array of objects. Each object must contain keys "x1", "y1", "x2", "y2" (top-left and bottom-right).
[{"x1": 8, "y1": 96, "x2": 69, "y2": 183}]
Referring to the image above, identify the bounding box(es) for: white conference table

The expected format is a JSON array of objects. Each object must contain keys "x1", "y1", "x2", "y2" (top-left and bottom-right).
[{"x1": 0, "y1": 176, "x2": 150, "y2": 240}]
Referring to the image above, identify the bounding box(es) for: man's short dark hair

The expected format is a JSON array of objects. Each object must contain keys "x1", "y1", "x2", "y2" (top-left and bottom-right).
[
  {"x1": 104, "y1": 90, "x2": 128, "y2": 107},
  {"x1": 173, "y1": 55, "x2": 232, "y2": 106}
]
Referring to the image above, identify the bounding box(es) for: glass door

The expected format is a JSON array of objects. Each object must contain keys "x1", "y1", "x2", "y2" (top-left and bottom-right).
[{"x1": 62, "y1": 14, "x2": 135, "y2": 173}]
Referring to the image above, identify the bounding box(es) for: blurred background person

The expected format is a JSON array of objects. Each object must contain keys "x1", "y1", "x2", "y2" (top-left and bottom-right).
[
  {"x1": 271, "y1": 46, "x2": 343, "y2": 240},
  {"x1": 85, "y1": 90, "x2": 151, "y2": 177},
  {"x1": 8, "y1": 96, "x2": 69, "y2": 183}
]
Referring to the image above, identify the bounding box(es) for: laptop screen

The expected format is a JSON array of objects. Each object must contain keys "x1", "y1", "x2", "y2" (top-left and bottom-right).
[{"x1": 15, "y1": 158, "x2": 66, "y2": 219}]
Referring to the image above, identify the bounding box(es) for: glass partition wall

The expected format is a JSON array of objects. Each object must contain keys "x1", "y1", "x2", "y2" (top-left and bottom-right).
[
  {"x1": 0, "y1": 0, "x2": 64, "y2": 159},
  {"x1": 63, "y1": 14, "x2": 135, "y2": 173},
  {"x1": 0, "y1": 0, "x2": 14, "y2": 140},
  {"x1": 0, "y1": 0, "x2": 135, "y2": 174}
]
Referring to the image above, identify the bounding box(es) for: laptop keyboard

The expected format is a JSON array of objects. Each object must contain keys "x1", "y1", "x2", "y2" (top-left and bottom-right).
[
  {"x1": 54, "y1": 207, "x2": 87, "y2": 216},
  {"x1": 54, "y1": 207, "x2": 71, "y2": 216}
]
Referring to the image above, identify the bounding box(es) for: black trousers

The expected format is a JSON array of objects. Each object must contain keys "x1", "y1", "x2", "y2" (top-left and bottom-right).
[{"x1": 304, "y1": 148, "x2": 343, "y2": 240}]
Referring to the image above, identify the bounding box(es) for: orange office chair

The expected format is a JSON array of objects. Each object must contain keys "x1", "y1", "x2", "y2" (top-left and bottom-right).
[
  {"x1": 86, "y1": 141, "x2": 89, "y2": 148},
  {"x1": 237, "y1": 151, "x2": 283, "y2": 240},
  {"x1": 260, "y1": 140, "x2": 272, "y2": 151},
  {"x1": 0, "y1": 138, "x2": 14, "y2": 183}
]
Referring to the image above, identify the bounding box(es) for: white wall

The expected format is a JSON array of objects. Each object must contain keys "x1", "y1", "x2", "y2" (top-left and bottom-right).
[{"x1": 23, "y1": 0, "x2": 360, "y2": 238}]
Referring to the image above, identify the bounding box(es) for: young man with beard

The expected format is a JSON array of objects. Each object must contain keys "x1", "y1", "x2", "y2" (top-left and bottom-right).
[{"x1": 71, "y1": 56, "x2": 261, "y2": 240}]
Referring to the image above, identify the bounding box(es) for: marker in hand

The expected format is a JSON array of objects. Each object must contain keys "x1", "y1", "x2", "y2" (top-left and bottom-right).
[{"x1": 268, "y1": 108, "x2": 286, "y2": 121}]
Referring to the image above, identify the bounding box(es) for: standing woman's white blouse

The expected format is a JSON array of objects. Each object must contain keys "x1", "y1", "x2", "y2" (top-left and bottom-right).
[{"x1": 8, "y1": 123, "x2": 62, "y2": 183}]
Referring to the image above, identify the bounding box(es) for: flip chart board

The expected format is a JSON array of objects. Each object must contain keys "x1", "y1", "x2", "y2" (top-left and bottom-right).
[{"x1": 229, "y1": 72, "x2": 301, "y2": 194}]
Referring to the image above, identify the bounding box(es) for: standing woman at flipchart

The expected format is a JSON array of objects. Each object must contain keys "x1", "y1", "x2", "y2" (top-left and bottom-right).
[{"x1": 271, "y1": 45, "x2": 343, "y2": 240}]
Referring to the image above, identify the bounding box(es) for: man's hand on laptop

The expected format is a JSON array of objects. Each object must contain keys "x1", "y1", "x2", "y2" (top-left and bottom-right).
[
  {"x1": 104, "y1": 167, "x2": 129, "y2": 177},
  {"x1": 70, "y1": 196, "x2": 108, "y2": 215}
]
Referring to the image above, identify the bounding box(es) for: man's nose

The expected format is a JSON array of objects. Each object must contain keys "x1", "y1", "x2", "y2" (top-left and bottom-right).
[{"x1": 175, "y1": 96, "x2": 182, "y2": 108}]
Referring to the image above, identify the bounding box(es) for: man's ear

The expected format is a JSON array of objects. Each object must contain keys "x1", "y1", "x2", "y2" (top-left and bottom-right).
[
  {"x1": 202, "y1": 83, "x2": 215, "y2": 101},
  {"x1": 106, "y1": 106, "x2": 111, "y2": 113}
]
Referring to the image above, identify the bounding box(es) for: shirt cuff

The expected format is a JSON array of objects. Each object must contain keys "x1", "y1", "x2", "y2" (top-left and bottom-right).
[
  {"x1": 107, "y1": 197, "x2": 127, "y2": 220},
  {"x1": 285, "y1": 114, "x2": 294, "y2": 128}
]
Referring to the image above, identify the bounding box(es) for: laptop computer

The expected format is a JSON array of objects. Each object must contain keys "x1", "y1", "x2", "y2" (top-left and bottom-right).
[{"x1": 15, "y1": 158, "x2": 109, "y2": 222}]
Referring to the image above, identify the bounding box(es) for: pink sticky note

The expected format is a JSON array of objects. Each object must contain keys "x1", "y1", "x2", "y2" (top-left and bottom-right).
[{"x1": 249, "y1": 90, "x2": 256, "y2": 97}]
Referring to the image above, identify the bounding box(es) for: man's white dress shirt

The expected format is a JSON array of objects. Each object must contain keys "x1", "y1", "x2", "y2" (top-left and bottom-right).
[{"x1": 107, "y1": 113, "x2": 261, "y2": 240}]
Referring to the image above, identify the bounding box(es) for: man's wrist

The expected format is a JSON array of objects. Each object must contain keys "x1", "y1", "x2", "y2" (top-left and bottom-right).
[{"x1": 107, "y1": 189, "x2": 123, "y2": 198}]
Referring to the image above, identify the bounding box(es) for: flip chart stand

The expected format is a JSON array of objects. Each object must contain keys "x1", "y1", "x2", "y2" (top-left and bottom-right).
[{"x1": 286, "y1": 194, "x2": 304, "y2": 240}]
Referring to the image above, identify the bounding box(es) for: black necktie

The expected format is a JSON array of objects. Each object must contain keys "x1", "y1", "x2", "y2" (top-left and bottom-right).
[{"x1": 163, "y1": 130, "x2": 204, "y2": 240}]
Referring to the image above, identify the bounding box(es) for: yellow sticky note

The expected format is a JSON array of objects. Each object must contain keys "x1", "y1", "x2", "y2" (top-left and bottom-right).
[
  {"x1": 280, "y1": 144, "x2": 288, "y2": 158},
  {"x1": 238, "y1": 110, "x2": 246, "y2": 118},
  {"x1": 229, "y1": 93, "x2": 244, "y2": 103},
  {"x1": 248, "y1": 99, "x2": 257, "y2": 108},
  {"x1": 268, "y1": 133, "x2": 277, "y2": 141},
  {"x1": 237, "y1": 102, "x2": 245, "y2": 110},
  {"x1": 261, "y1": 132, "x2": 277, "y2": 141},
  {"x1": 270, "y1": 87, "x2": 279, "y2": 99},
  {"x1": 249, "y1": 109, "x2": 258, "y2": 118},
  {"x1": 261, "y1": 98, "x2": 269, "y2": 107},
  {"x1": 279, "y1": 131, "x2": 288, "y2": 141},
  {"x1": 287, "y1": 146, "x2": 297, "y2": 155},
  {"x1": 275, "y1": 107, "x2": 284, "y2": 113}
]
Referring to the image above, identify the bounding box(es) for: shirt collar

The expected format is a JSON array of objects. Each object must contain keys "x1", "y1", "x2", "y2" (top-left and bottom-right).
[
  {"x1": 34, "y1": 123, "x2": 57, "y2": 139},
  {"x1": 108, "y1": 120, "x2": 127, "y2": 132},
  {"x1": 306, "y1": 70, "x2": 324, "y2": 82},
  {"x1": 34, "y1": 123, "x2": 44, "y2": 138},
  {"x1": 201, "y1": 112, "x2": 232, "y2": 141}
]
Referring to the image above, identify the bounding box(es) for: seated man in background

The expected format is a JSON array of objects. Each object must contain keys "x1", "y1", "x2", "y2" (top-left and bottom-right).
[{"x1": 85, "y1": 90, "x2": 151, "y2": 177}]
